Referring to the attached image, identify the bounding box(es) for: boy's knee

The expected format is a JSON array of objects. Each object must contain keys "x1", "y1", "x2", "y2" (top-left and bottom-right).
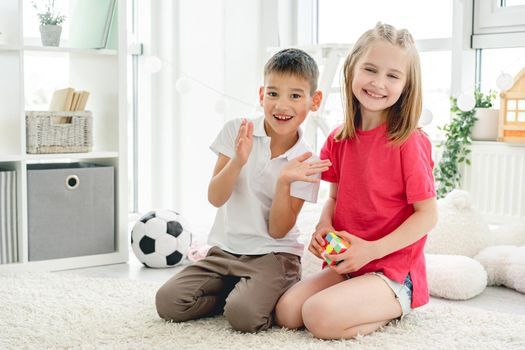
[
  {"x1": 155, "y1": 285, "x2": 188, "y2": 322},
  {"x1": 223, "y1": 294, "x2": 271, "y2": 332}
]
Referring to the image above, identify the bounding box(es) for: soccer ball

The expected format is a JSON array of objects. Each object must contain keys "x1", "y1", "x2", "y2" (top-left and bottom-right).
[{"x1": 131, "y1": 209, "x2": 192, "y2": 268}]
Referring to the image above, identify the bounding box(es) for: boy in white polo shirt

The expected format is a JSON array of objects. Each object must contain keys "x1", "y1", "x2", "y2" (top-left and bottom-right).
[{"x1": 155, "y1": 48, "x2": 330, "y2": 332}]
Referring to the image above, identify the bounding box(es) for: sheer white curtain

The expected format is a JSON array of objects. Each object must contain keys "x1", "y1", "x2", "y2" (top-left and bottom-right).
[{"x1": 135, "y1": 0, "x2": 280, "y2": 235}]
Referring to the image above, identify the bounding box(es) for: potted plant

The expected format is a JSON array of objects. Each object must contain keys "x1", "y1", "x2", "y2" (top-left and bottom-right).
[
  {"x1": 31, "y1": 0, "x2": 66, "y2": 47},
  {"x1": 471, "y1": 90, "x2": 499, "y2": 141},
  {"x1": 434, "y1": 89, "x2": 497, "y2": 198}
]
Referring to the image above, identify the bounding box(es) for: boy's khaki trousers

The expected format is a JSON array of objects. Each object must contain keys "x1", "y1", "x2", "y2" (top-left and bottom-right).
[{"x1": 155, "y1": 246, "x2": 301, "y2": 332}]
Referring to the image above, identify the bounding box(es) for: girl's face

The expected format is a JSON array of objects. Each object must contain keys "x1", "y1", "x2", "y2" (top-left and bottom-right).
[{"x1": 352, "y1": 40, "x2": 409, "y2": 121}]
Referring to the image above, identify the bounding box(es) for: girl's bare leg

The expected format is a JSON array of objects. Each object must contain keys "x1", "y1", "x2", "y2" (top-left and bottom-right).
[
  {"x1": 275, "y1": 268, "x2": 345, "y2": 329},
  {"x1": 302, "y1": 274, "x2": 402, "y2": 339}
]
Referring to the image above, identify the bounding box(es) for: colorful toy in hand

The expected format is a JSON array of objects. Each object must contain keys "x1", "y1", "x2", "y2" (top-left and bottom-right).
[{"x1": 323, "y1": 231, "x2": 350, "y2": 266}]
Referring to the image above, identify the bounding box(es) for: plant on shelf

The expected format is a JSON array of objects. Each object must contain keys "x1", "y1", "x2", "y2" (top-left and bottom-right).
[
  {"x1": 434, "y1": 89, "x2": 497, "y2": 198},
  {"x1": 31, "y1": 0, "x2": 66, "y2": 47},
  {"x1": 32, "y1": 0, "x2": 65, "y2": 26}
]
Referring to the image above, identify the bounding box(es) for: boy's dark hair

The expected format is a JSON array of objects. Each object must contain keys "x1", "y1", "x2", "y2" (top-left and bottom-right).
[{"x1": 263, "y1": 48, "x2": 319, "y2": 95}]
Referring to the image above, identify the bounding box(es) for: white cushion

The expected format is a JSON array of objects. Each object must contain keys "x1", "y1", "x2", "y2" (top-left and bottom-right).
[
  {"x1": 425, "y1": 190, "x2": 491, "y2": 257},
  {"x1": 426, "y1": 254, "x2": 487, "y2": 300},
  {"x1": 490, "y1": 222, "x2": 525, "y2": 246},
  {"x1": 474, "y1": 245, "x2": 525, "y2": 294}
]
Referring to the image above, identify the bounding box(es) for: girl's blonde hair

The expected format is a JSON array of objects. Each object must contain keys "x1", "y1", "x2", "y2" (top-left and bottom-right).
[{"x1": 336, "y1": 22, "x2": 422, "y2": 144}]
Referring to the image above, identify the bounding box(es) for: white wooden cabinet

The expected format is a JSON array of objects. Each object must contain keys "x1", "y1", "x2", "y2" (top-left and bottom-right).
[{"x1": 0, "y1": 0, "x2": 128, "y2": 271}]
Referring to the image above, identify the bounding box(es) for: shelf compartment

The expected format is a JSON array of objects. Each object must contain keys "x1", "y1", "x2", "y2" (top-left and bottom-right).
[
  {"x1": 0, "y1": 167, "x2": 18, "y2": 264},
  {"x1": 24, "y1": 51, "x2": 120, "y2": 153},
  {"x1": 27, "y1": 162, "x2": 115, "y2": 261}
]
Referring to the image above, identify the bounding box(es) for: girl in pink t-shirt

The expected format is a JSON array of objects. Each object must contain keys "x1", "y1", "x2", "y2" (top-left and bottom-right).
[{"x1": 275, "y1": 23, "x2": 438, "y2": 339}]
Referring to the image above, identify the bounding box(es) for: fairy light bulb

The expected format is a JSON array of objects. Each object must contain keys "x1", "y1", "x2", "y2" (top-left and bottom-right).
[
  {"x1": 457, "y1": 93, "x2": 476, "y2": 112},
  {"x1": 144, "y1": 56, "x2": 162, "y2": 74},
  {"x1": 214, "y1": 99, "x2": 229, "y2": 114},
  {"x1": 496, "y1": 72, "x2": 513, "y2": 91},
  {"x1": 175, "y1": 77, "x2": 191, "y2": 94}
]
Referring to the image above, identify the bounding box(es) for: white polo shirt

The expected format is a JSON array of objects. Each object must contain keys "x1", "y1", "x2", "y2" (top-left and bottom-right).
[{"x1": 208, "y1": 116, "x2": 320, "y2": 256}]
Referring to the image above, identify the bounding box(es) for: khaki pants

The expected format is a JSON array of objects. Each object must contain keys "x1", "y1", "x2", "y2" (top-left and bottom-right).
[{"x1": 155, "y1": 246, "x2": 301, "y2": 332}]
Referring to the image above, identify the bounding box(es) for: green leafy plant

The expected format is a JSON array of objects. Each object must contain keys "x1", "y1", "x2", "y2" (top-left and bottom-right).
[
  {"x1": 32, "y1": 0, "x2": 65, "y2": 26},
  {"x1": 434, "y1": 89, "x2": 497, "y2": 198}
]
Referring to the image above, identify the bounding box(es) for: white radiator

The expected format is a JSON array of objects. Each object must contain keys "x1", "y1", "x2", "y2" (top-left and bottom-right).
[{"x1": 459, "y1": 142, "x2": 525, "y2": 224}]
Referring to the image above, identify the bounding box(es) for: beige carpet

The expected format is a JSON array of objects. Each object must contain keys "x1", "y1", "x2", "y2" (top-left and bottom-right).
[{"x1": 1, "y1": 273, "x2": 524, "y2": 350}]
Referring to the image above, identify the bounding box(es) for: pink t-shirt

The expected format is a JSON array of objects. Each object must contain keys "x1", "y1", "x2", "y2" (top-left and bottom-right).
[{"x1": 320, "y1": 123, "x2": 436, "y2": 308}]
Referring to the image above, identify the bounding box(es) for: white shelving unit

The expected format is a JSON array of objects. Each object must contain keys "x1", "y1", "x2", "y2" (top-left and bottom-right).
[{"x1": 0, "y1": 0, "x2": 128, "y2": 271}]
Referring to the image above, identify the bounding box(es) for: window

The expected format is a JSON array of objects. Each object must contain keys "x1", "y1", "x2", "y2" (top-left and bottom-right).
[
  {"x1": 505, "y1": 0, "x2": 525, "y2": 6},
  {"x1": 473, "y1": 0, "x2": 525, "y2": 48},
  {"x1": 479, "y1": 47, "x2": 525, "y2": 109},
  {"x1": 318, "y1": 0, "x2": 452, "y2": 43},
  {"x1": 316, "y1": 0, "x2": 453, "y2": 139},
  {"x1": 419, "y1": 51, "x2": 452, "y2": 138},
  {"x1": 474, "y1": 0, "x2": 525, "y2": 111}
]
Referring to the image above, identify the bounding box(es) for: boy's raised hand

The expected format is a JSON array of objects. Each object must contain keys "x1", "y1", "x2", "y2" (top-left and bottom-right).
[
  {"x1": 279, "y1": 152, "x2": 331, "y2": 185},
  {"x1": 233, "y1": 118, "x2": 254, "y2": 166}
]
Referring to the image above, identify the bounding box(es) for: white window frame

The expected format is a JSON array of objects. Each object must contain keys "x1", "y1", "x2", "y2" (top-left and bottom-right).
[
  {"x1": 473, "y1": 0, "x2": 525, "y2": 48},
  {"x1": 308, "y1": 1, "x2": 474, "y2": 104},
  {"x1": 279, "y1": 0, "x2": 318, "y2": 46}
]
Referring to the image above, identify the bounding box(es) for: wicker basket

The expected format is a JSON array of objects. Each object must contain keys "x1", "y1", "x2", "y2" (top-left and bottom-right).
[{"x1": 26, "y1": 111, "x2": 93, "y2": 154}]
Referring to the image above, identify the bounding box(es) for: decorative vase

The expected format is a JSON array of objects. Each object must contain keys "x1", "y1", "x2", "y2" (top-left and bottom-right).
[
  {"x1": 39, "y1": 25, "x2": 62, "y2": 47},
  {"x1": 471, "y1": 108, "x2": 500, "y2": 141}
]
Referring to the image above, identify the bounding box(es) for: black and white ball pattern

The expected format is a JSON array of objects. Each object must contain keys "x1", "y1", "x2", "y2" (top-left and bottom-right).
[{"x1": 131, "y1": 209, "x2": 192, "y2": 268}]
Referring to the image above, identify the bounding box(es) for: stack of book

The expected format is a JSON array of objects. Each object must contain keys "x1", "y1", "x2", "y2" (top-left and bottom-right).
[
  {"x1": 49, "y1": 88, "x2": 90, "y2": 112},
  {"x1": 0, "y1": 170, "x2": 17, "y2": 264}
]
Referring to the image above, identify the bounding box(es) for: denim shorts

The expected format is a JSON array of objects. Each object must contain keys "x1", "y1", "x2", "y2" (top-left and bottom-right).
[{"x1": 369, "y1": 272, "x2": 413, "y2": 318}]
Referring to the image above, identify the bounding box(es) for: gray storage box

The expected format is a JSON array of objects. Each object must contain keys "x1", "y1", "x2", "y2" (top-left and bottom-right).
[{"x1": 27, "y1": 163, "x2": 114, "y2": 261}]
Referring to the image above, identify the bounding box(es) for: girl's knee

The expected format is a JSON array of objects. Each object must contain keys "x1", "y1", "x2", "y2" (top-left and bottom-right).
[
  {"x1": 274, "y1": 293, "x2": 303, "y2": 329},
  {"x1": 302, "y1": 297, "x2": 362, "y2": 339},
  {"x1": 302, "y1": 297, "x2": 334, "y2": 338}
]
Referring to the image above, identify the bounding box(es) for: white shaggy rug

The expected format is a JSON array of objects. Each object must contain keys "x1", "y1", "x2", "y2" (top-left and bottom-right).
[{"x1": 1, "y1": 273, "x2": 525, "y2": 350}]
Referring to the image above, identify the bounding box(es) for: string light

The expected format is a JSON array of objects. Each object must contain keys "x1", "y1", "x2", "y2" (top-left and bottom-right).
[
  {"x1": 496, "y1": 72, "x2": 514, "y2": 91},
  {"x1": 146, "y1": 52, "x2": 522, "y2": 120},
  {"x1": 445, "y1": 53, "x2": 525, "y2": 115},
  {"x1": 456, "y1": 93, "x2": 477, "y2": 112},
  {"x1": 144, "y1": 56, "x2": 162, "y2": 73},
  {"x1": 495, "y1": 53, "x2": 525, "y2": 91},
  {"x1": 175, "y1": 77, "x2": 191, "y2": 94},
  {"x1": 144, "y1": 55, "x2": 258, "y2": 112},
  {"x1": 214, "y1": 99, "x2": 229, "y2": 114}
]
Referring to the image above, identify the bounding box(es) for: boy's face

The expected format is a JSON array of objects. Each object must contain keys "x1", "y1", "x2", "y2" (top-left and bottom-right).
[{"x1": 259, "y1": 72, "x2": 322, "y2": 138}]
